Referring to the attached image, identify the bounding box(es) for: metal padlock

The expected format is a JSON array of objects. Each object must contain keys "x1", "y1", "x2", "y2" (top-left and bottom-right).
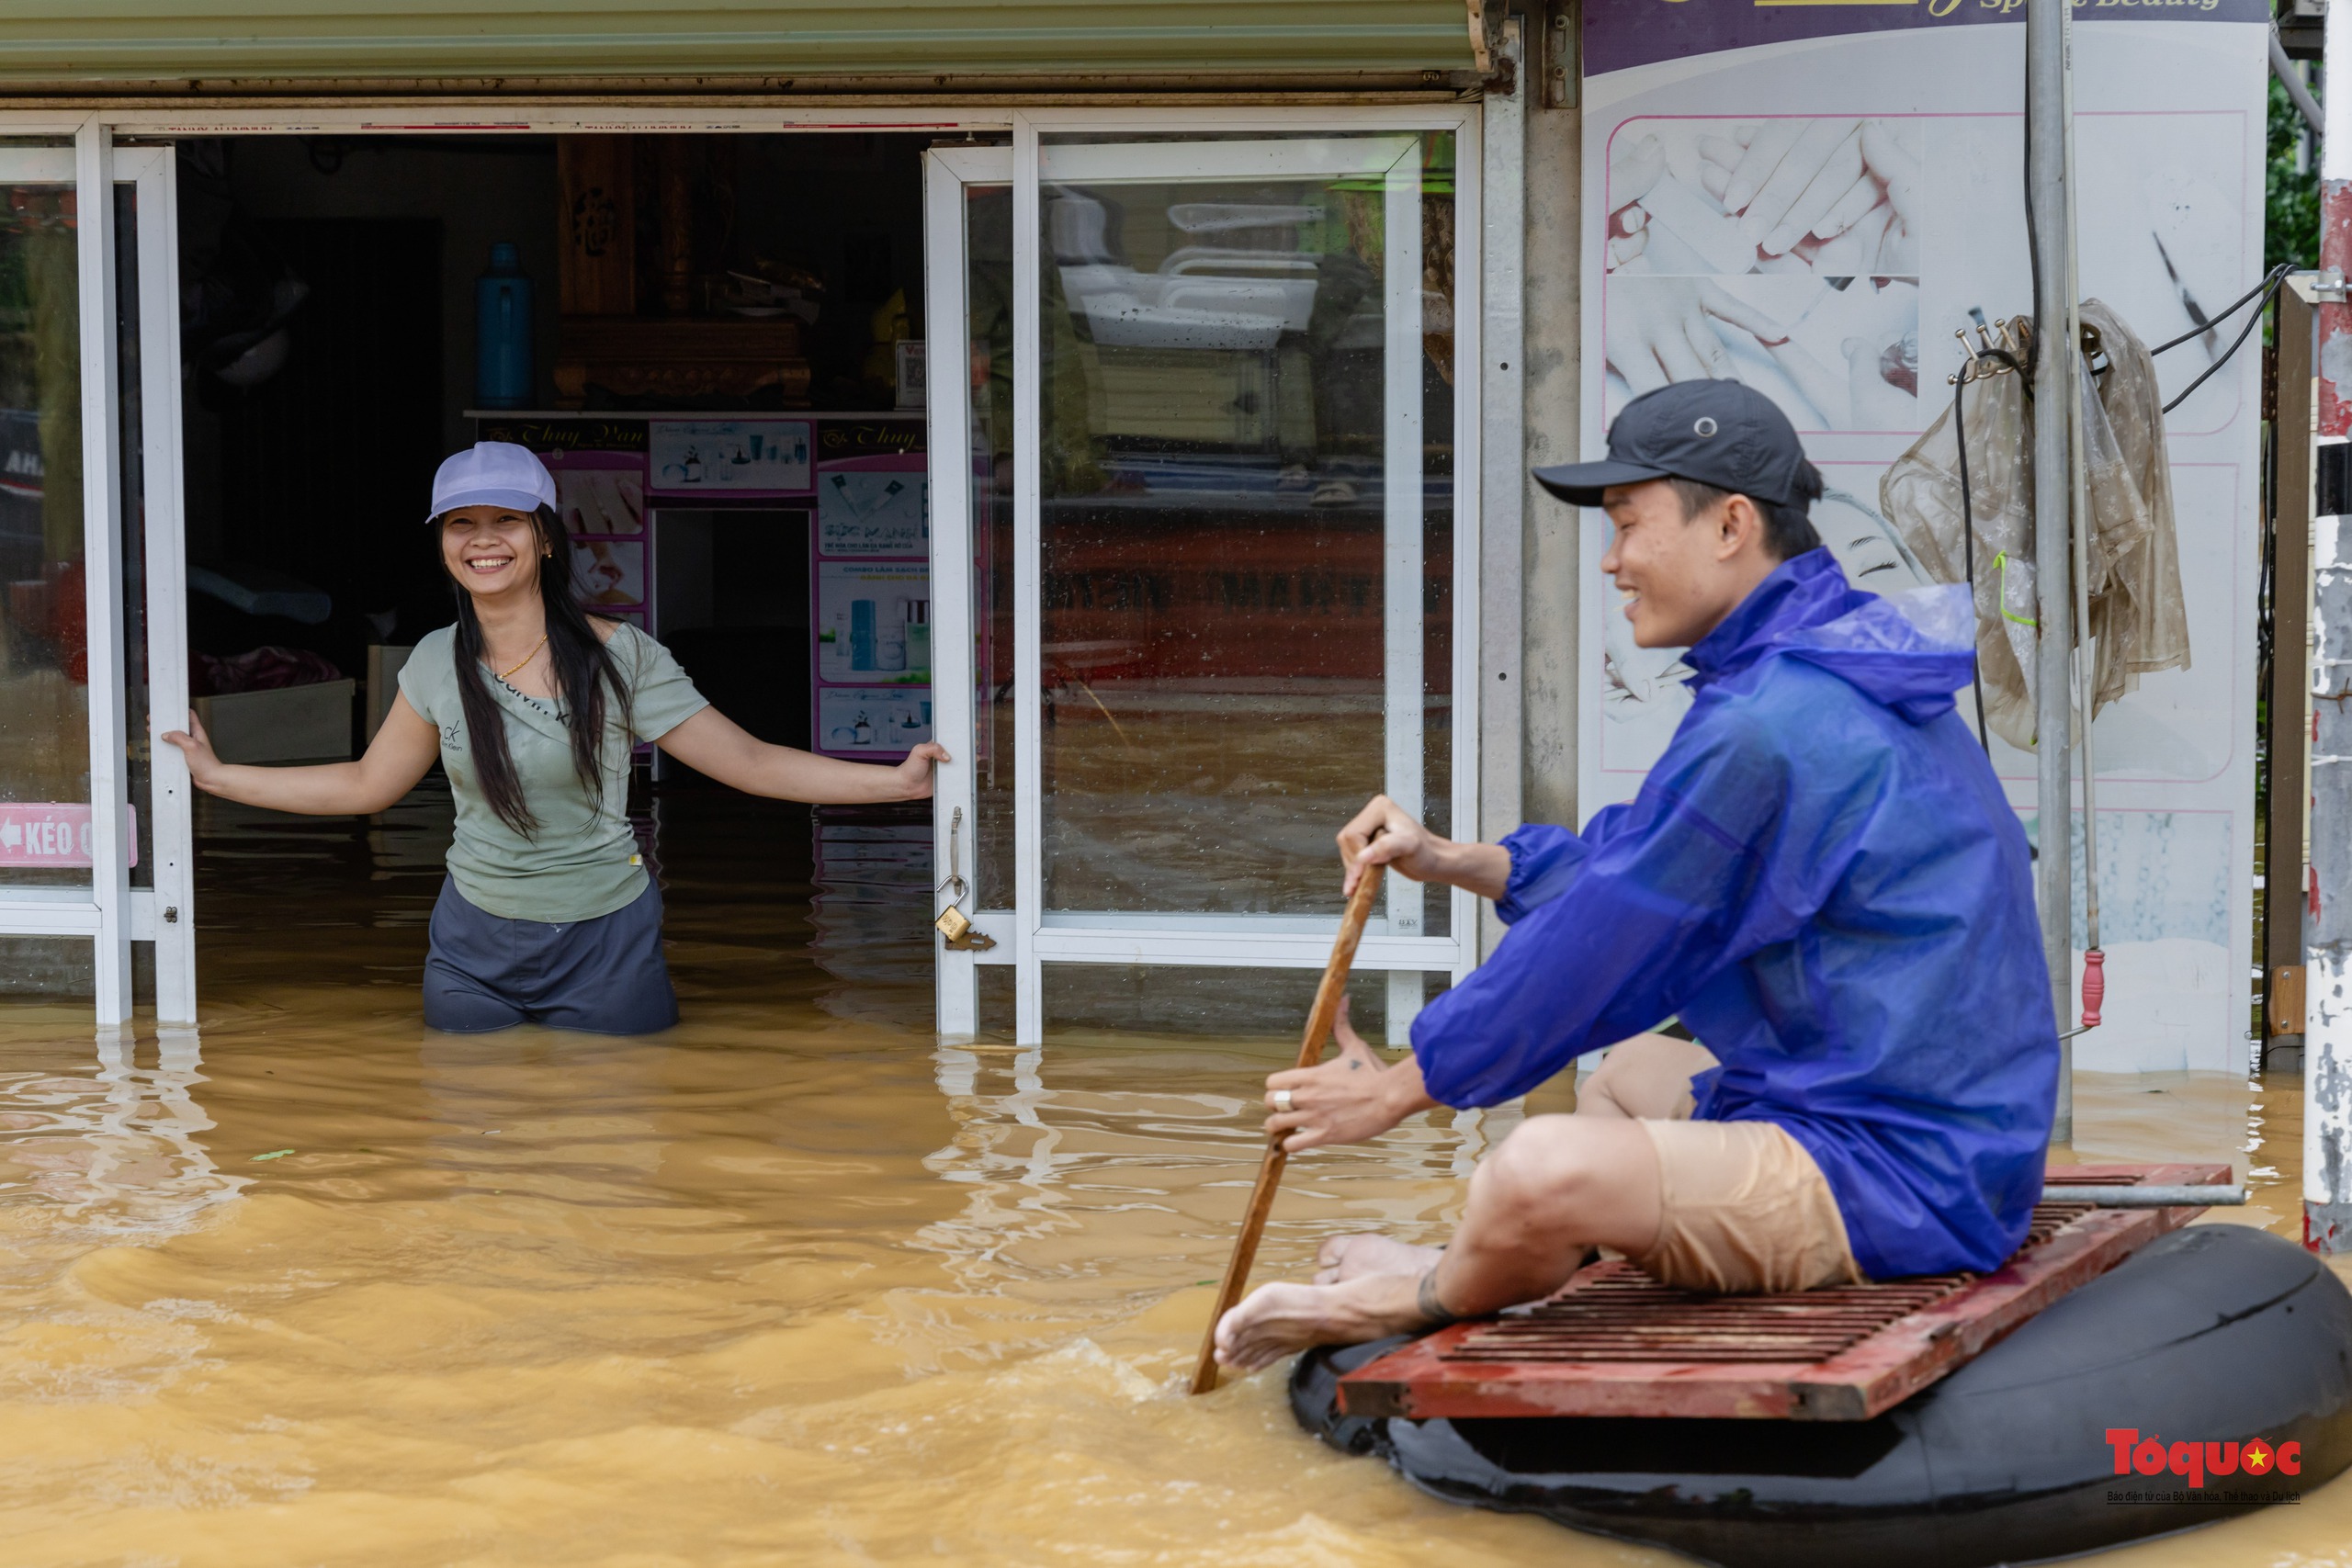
[
  {"x1": 933, "y1": 807, "x2": 997, "y2": 950},
  {"x1": 937, "y1": 906, "x2": 997, "y2": 951}
]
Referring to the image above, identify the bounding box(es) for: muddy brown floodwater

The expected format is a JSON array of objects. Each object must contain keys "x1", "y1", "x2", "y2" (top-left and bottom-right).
[{"x1": 1, "y1": 784, "x2": 2347, "y2": 1566}]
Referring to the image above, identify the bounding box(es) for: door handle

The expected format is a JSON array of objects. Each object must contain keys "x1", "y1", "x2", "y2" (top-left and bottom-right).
[{"x1": 934, "y1": 806, "x2": 996, "y2": 951}]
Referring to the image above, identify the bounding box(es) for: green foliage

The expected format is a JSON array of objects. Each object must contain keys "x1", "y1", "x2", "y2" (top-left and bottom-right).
[{"x1": 2268, "y1": 73, "x2": 2321, "y2": 274}]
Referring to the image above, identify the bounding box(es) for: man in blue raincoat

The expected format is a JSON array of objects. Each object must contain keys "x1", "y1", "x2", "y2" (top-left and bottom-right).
[{"x1": 1216, "y1": 379, "x2": 2057, "y2": 1372}]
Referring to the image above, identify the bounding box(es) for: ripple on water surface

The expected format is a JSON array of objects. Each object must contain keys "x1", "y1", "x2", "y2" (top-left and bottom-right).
[{"x1": 0, "y1": 789, "x2": 2345, "y2": 1565}]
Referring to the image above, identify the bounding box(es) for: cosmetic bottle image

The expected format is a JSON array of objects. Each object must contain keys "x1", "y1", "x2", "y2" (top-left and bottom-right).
[
  {"x1": 850, "y1": 600, "x2": 877, "y2": 671},
  {"x1": 904, "y1": 600, "x2": 930, "y2": 682}
]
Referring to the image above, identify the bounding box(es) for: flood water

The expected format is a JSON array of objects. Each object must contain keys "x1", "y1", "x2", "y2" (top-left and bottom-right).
[{"x1": 2, "y1": 785, "x2": 2348, "y2": 1566}]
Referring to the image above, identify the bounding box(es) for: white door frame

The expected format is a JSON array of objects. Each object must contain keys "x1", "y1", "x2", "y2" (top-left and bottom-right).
[
  {"x1": 0, "y1": 134, "x2": 190, "y2": 1029},
  {"x1": 125, "y1": 142, "x2": 198, "y2": 1023},
  {"x1": 923, "y1": 144, "x2": 1012, "y2": 1038},
  {"x1": 944, "y1": 107, "x2": 1483, "y2": 1044}
]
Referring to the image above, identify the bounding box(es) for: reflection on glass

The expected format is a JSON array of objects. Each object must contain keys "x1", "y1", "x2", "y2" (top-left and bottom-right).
[
  {"x1": 0, "y1": 183, "x2": 89, "y2": 888},
  {"x1": 1036, "y1": 136, "x2": 1455, "y2": 934},
  {"x1": 116, "y1": 182, "x2": 154, "y2": 886},
  {"x1": 1043, "y1": 961, "x2": 1417, "y2": 1045},
  {"x1": 0, "y1": 933, "x2": 89, "y2": 999},
  {"x1": 966, "y1": 184, "x2": 1015, "y2": 912}
]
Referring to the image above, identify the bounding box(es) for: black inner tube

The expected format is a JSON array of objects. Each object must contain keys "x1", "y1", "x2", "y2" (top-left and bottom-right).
[{"x1": 1292, "y1": 1225, "x2": 2352, "y2": 1568}]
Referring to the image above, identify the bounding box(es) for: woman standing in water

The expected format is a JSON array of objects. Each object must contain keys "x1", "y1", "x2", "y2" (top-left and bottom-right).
[{"x1": 164, "y1": 442, "x2": 944, "y2": 1034}]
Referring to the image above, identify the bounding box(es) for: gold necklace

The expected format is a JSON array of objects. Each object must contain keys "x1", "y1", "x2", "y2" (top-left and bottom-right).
[{"x1": 496, "y1": 633, "x2": 548, "y2": 682}]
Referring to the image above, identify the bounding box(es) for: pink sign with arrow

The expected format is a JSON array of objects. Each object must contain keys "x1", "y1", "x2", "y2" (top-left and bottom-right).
[{"x1": 0, "y1": 804, "x2": 137, "y2": 868}]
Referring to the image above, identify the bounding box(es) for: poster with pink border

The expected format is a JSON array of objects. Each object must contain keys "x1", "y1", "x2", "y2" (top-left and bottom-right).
[{"x1": 810, "y1": 451, "x2": 931, "y2": 760}]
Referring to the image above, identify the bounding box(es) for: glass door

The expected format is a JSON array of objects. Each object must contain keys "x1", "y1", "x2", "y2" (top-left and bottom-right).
[
  {"x1": 925, "y1": 145, "x2": 1016, "y2": 1037},
  {"x1": 997, "y1": 115, "x2": 1480, "y2": 1046},
  {"x1": 0, "y1": 131, "x2": 191, "y2": 1028}
]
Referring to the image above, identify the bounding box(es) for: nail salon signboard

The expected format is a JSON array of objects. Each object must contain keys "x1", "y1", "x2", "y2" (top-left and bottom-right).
[{"x1": 1577, "y1": 0, "x2": 2267, "y2": 1072}]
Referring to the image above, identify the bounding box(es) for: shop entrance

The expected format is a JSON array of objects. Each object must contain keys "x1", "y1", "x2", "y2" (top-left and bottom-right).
[
  {"x1": 5, "y1": 109, "x2": 1483, "y2": 1041},
  {"x1": 158, "y1": 129, "x2": 939, "y2": 1023}
]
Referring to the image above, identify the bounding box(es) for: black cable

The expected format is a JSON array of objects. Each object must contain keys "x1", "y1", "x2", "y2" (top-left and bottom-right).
[
  {"x1": 2257, "y1": 415, "x2": 2278, "y2": 690},
  {"x1": 1954, "y1": 370, "x2": 1994, "y2": 756},
  {"x1": 2149, "y1": 262, "x2": 2292, "y2": 357},
  {"x1": 2022, "y1": 63, "x2": 2041, "y2": 330},
  {"x1": 1983, "y1": 345, "x2": 2030, "y2": 388},
  {"x1": 2160, "y1": 270, "x2": 2288, "y2": 414}
]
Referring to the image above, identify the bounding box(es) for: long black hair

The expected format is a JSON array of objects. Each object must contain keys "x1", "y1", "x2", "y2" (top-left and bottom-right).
[{"x1": 440, "y1": 503, "x2": 628, "y2": 836}]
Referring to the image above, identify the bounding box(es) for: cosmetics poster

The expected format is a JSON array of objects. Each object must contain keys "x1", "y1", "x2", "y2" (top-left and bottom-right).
[
  {"x1": 541, "y1": 448, "x2": 647, "y2": 537},
  {"x1": 647, "y1": 419, "x2": 813, "y2": 497},
  {"x1": 811, "y1": 449, "x2": 931, "y2": 760},
  {"x1": 817, "y1": 455, "x2": 930, "y2": 557},
  {"x1": 816, "y1": 563, "x2": 931, "y2": 682}
]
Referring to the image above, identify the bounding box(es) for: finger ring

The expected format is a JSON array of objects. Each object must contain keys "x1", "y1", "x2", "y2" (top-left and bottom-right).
[{"x1": 1272, "y1": 1089, "x2": 1295, "y2": 1111}]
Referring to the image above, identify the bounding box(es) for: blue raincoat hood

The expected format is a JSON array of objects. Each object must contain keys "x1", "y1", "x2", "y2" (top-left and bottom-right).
[
  {"x1": 1685, "y1": 547, "x2": 1978, "y2": 724},
  {"x1": 1412, "y1": 549, "x2": 2058, "y2": 1280}
]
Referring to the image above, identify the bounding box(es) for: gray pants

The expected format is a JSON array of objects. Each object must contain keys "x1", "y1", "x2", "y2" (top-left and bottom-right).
[{"x1": 423, "y1": 876, "x2": 679, "y2": 1034}]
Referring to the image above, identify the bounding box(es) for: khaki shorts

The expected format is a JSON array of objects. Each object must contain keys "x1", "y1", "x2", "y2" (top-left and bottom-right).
[{"x1": 1592, "y1": 1035, "x2": 1863, "y2": 1294}]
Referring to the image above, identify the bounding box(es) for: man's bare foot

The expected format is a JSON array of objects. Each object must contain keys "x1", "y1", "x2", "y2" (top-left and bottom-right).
[
  {"x1": 1314, "y1": 1232, "x2": 1444, "y2": 1285},
  {"x1": 1214, "y1": 1271, "x2": 1433, "y2": 1373}
]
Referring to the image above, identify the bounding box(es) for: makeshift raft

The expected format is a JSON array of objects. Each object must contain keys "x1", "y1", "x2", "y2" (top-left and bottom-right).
[
  {"x1": 1292, "y1": 1165, "x2": 2352, "y2": 1568},
  {"x1": 1341, "y1": 1163, "x2": 2227, "y2": 1422}
]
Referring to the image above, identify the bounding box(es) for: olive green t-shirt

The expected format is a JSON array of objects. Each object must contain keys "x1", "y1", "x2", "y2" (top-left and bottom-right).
[{"x1": 398, "y1": 621, "x2": 709, "y2": 923}]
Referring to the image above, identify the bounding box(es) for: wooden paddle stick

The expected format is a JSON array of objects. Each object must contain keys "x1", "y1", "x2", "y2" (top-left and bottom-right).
[{"x1": 1190, "y1": 861, "x2": 1387, "y2": 1395}]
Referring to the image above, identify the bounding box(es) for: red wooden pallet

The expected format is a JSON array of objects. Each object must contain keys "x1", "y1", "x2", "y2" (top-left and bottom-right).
[{"x1": 1338, "y1": 1163, "x2": 2228, "y2": 1422}]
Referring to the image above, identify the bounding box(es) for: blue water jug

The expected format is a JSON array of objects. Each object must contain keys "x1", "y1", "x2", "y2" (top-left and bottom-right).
[{"x1": 475, "y1": 243, "x2": 534, "y2": 409}]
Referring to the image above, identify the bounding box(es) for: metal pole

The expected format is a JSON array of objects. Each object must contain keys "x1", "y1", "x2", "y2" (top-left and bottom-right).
[
  {"x1": 2061, "y1": 3, "x2": 2104, "y2": 1035},
  {"x1": 2268, "y1": 280, "x2": 2316, "y2": 1058},
  {"x1": 2274, "y1": 28, "x2": 2324, "y2": 141},
  {"x1": 2028, "y1": 0, "x2": 2075, "y2": 1145},
  {"x1": 1478, "y1": 13, "x2": 1526, "y2": 969},
  {"x1": 2305, "y1": 0, "x2": 2352, "y2": 1253}
]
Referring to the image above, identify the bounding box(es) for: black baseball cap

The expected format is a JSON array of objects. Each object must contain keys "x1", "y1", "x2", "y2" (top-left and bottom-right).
[{"x1": 1532, "y1": 380, "x2": 1807, "y2": 507}]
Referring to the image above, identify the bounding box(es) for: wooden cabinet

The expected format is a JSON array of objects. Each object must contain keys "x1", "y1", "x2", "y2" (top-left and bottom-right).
[
  {"x1": 552, "y1": 134, "x2": 810, "y2": 408},
  {"x1": 552, "y1": 316, "x2": 810, "y2": 406}
]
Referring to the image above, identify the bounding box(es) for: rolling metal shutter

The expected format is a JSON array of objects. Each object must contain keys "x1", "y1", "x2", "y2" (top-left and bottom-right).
[{"x1": 0, "y1": 1, "x2": 1482, "y2": 89}]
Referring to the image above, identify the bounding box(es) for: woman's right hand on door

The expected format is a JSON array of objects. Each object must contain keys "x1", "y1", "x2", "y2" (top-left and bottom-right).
[
  {"x1": 158, "y1": 695, "x2": 435, "y2": 816},
  {"x1": 161, "y1": 710, "x2": 225, "y2": 791},
  {"x1": 891, "y1": 741, "x2": 950, "y2": 800}
]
